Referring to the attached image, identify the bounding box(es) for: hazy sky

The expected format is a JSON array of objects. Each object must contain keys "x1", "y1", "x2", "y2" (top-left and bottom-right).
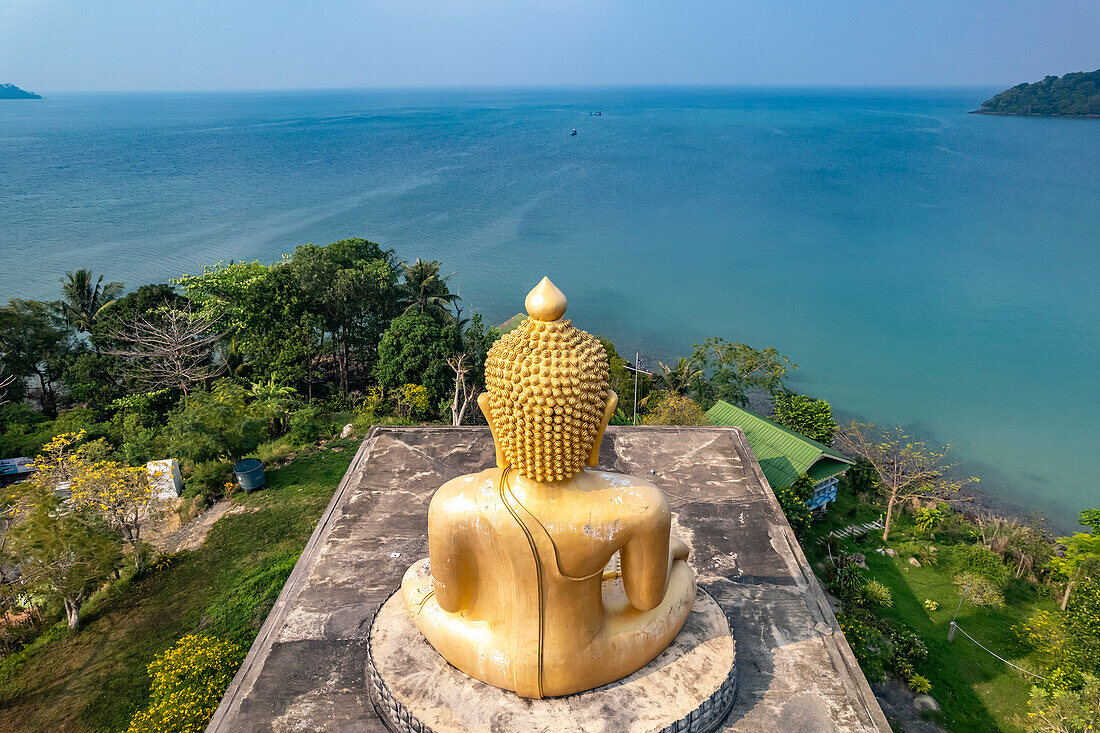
[{"x1": 2, "y1": 0, "x2": 1098, "y2": 92}]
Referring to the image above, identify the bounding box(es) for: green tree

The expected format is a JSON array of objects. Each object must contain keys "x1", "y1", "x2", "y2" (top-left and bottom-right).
[
  {"x1": 398, "y1": 258, "x2": 459, "y2": 321},
  {"x1": 0, "y1": 299, "x2": 75, "y2": 416},
  {"x1": 688, "y1": 338, "x2": 796, "y2": 407},
  {"x1": 59, "y1": 268, "x2": 124, "y2": 337},
  {"x1": 176, "y1": 260, "x2": 320, "y2": 390},
  {"x1": 292, "y1": 238, "x2": 400, "y2": 393},
  {"x1": 834, "y1": 422, "x2": 977, "y2": 541},
  {"x1": 375, "y1": 312, "x2": 459, "y2": 416},
  {"x1": 773, "y1": 393, "x2": 837, "y2": 444},
  {"x1": 1050, "y1": 512, "x2": 1100, "y2": 610},
  {"x1": 165, "y1": 381, "x2": 266, "y2": 464}
]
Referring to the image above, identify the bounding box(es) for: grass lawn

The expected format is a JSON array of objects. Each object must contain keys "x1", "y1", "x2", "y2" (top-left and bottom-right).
[
  {"x1": 0, "y1": 438, "x2": 358, "y2": 733},
  {"x1": 805, "y1": 492, "x2": 1056, "y2": 733}
]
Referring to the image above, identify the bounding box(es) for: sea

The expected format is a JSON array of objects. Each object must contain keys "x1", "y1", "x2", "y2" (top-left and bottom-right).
[{"x1": 0, "y1": 87, "x2": 1097, "y2": 531}]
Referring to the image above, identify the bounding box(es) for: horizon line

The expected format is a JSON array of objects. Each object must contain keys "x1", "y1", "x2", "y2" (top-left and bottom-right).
[{"x1": 20, "y1": 81, "x2": 1007, "y2": 96}]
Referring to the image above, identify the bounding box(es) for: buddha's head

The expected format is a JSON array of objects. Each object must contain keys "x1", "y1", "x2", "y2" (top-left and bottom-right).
[{"x1": 481, "y1": 277, "x2": 616, "y2": 483}]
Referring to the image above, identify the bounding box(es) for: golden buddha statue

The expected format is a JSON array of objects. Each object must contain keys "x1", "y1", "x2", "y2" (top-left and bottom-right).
[{"x1": 401, "y1": 277, "x2": 696, "y2": 699}]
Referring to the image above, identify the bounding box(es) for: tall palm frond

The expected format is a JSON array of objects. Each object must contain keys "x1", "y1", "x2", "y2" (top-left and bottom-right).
[
  {"x1": 60, "y1": 269, "x2": 124, "y2": 333},
  {"x1": 399, "y1": 258, "x2": 460, "y2": 321}
]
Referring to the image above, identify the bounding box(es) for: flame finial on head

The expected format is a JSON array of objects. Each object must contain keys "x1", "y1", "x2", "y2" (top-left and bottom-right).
[{"x1": 524, "y1": 277, "x2": 568, "y2": 322}]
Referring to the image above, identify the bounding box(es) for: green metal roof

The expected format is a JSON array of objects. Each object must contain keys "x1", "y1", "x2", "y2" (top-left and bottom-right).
[
  {"x1": 497, "y1": 312, "x2": 526, "y2": 334},
  {"x1": 705, "y1": 400, "x2": 853, "y2": 489}
]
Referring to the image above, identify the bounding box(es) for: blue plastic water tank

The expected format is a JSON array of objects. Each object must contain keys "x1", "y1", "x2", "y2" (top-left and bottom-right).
[{"x1": 233, "y1": 458, "x2": 266, "y2": 492}]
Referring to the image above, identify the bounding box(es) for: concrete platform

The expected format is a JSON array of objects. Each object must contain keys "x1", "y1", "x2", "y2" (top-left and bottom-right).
[
  {"x1": 207, "y1": 426, "x2": 890, "y2": 732},
  {"x1": 368, "y1": 587, "x2": 736, "y2": 733}
]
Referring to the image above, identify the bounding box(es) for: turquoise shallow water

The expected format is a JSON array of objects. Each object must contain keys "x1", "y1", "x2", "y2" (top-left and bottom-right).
[{"x1": 0, "y1": 88, "x2": 1097, "y2": 529}]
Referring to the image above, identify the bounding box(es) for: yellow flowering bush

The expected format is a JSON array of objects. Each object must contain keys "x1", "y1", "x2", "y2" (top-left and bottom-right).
[
  {"x1": 127, "y1": 634, "x2": 244, "y2": 733},
  {"x1": 397, "y1": 383, "x2": 430, "y2": 420}
]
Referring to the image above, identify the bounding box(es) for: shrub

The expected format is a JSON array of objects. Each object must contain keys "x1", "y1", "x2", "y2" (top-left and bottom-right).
[
  {"x1": 127, "y1": 634, "x2": 244, "y2": 733},
  {"x1": 396, "y1": 383, "x2": 430, "y2": 420},
  {"x1": 288, "y1": 405, "x2": 320, "y2": 444},
  {"x1": 908, "y1": 674, "x2": 933, "y2": 694},
  {"x1": 923, "y1": 599, "x2": 939, "y2": 613},
  {"x1": 837, "y1": 613, "x2": 887, "y2": 682},
  {"x1": 1026, "y1": 674, "x2": 1100, "y2": 733},
  {"x1": 952, "y1": 543, "x2": 1011, "y2": 589},
  {"x1": 254, "y1": 436, "x2": 297, "y2": 465},
  {"x1": 775, "y1": 484, "x2": 811, "y2": 538},
  {"x1": 898, "y1": 541, "x2": 939, "y2": 567},
  {"x1": 955, "y1": 572, "x2": 1005, "y2": 607},
  {"x1": 641, "y1": 391, "x2": 709, "y2": 426},
  {"x1": 165, "y1": 382, "x2": 266, "y2": 464},
  {"x1": 861, "y1": 579, "x2": 894, "y2": 608},
  {"x1": 186, "y1": 460, "x2": 233, "y2": 501},
  {"x1": 914, "y1": 506, "x2": 945, "y2": 534}
]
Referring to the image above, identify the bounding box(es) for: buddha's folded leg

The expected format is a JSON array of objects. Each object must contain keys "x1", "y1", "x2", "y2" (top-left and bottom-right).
[
  {"x1": 542, "y1": 559, "x2": 697, "y2": 696},
  {"x1": 400, "y1": 559, "x2": 518, "y2": 693}
]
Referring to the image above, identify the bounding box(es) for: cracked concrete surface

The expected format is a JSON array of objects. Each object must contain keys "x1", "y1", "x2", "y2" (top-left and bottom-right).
[{"x1": 207, "y1": 426, "x2": 890, "y2": 732}]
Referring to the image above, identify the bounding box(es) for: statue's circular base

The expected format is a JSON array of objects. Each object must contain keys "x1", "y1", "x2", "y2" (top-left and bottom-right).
[{"x1": 366, "y1": 588, "x2": 737, "y2": 733}]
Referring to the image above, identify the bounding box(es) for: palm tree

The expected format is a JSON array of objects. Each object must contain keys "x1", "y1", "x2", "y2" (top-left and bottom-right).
[
  {"x1": 250, "y1": 378, "x2": 300, "y2": 434},
  {"x1": 60, "y1": 269, "x2": 124, "y2": 334},
  {"x1": 399, "y1": 259, "x2": 459, "y2": 321},
  {"x1": 655, "y1": 357, "x2": 704, "y2": 396}
]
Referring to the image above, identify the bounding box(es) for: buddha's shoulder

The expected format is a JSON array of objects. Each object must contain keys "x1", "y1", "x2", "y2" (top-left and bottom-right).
[
  {"x1": 432, "y1": 468, "x2": 504, "y2": 507},
  {"x1": 584, "y1": 470, "x2": 666, "y2": 500}
]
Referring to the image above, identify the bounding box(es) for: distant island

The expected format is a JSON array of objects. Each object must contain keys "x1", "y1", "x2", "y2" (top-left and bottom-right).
[
  {"x1": 0, "y1": 83, "x2": 41, "y2": 100},
  {"x1": 974, "y1": 69, "x2": 1100, "y2": 117}
]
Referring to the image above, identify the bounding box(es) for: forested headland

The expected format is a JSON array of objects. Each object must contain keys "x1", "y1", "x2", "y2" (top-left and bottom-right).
[
  {"x1": 976, "y1": 70, "x2": 1100, "y2": 117},
  {"x1": 0, "y1": 83, "x2": 41, "y2": 100}
]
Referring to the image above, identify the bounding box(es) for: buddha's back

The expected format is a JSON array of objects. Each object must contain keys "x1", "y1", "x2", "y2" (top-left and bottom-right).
[{"x1": 401, "y1": 278, "x2": 697, "y2": 698}]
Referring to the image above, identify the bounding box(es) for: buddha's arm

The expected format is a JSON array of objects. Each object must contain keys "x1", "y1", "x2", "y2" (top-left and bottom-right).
[
  {"x1": 620, "y1": 506, "x2": 674, "y2": 612},
  {"x1": 427, "y1": 502, "x2": 468, "y2": 613}
]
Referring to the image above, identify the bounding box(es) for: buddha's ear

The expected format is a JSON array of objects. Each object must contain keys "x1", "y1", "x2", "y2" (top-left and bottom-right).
[
  {"x1": 587, "y1": 389, "x2": 618, "y2": 467},
  {"x1": 478, "y1": 392, "x2": 507, "y2": 469}
]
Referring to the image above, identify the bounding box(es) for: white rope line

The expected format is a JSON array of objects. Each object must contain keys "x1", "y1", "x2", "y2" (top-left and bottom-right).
[{"x1": 951, "y1": 623, "x2": 1046, "y2": 680}]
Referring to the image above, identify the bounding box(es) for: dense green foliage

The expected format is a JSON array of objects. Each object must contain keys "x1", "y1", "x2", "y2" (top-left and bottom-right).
[
  {"x1": 775, "y1": 473, "x2": 814, "y2": 538},
  {"x1": 772, "y1": 392, "x2": 837, "y2": 444},
  {"x1": 375, "y1": 312, "x2": 459, "y2": 414},
  {"x1": 979, "y1": 70, "x2": 1100, "y2": 117}
]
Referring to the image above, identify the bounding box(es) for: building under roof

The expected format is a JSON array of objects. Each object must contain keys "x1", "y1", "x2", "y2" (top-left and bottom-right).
[{"x1": 706, "y1": 400, "x2": 853, "y2": 510}]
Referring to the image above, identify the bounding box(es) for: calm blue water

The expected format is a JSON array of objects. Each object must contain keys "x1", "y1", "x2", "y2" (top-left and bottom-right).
[{"x1": 1, "y1": 88, "x2": 1097, "y2": 529}]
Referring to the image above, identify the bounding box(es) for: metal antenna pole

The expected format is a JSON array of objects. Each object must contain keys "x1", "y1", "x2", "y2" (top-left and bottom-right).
[{"x1": 633, "y1": 352, "x2": 639, "y2": 426}]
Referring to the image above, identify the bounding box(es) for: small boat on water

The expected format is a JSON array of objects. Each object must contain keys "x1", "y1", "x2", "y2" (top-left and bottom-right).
[{"x1": 570, "y1": 128, "x2": 578, "y2": 136}]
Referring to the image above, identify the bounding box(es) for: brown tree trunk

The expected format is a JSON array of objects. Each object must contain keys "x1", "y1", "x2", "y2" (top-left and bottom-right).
[
  {"x1": 1062, "y1": 577, "x2": 1076, "y2": 611},
  {"x1": 882, "y1": 494, "x2": 897, "y2": 542},
  {"x1": 64, "y1": 598, "x2": 80, "y2": 629}
]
